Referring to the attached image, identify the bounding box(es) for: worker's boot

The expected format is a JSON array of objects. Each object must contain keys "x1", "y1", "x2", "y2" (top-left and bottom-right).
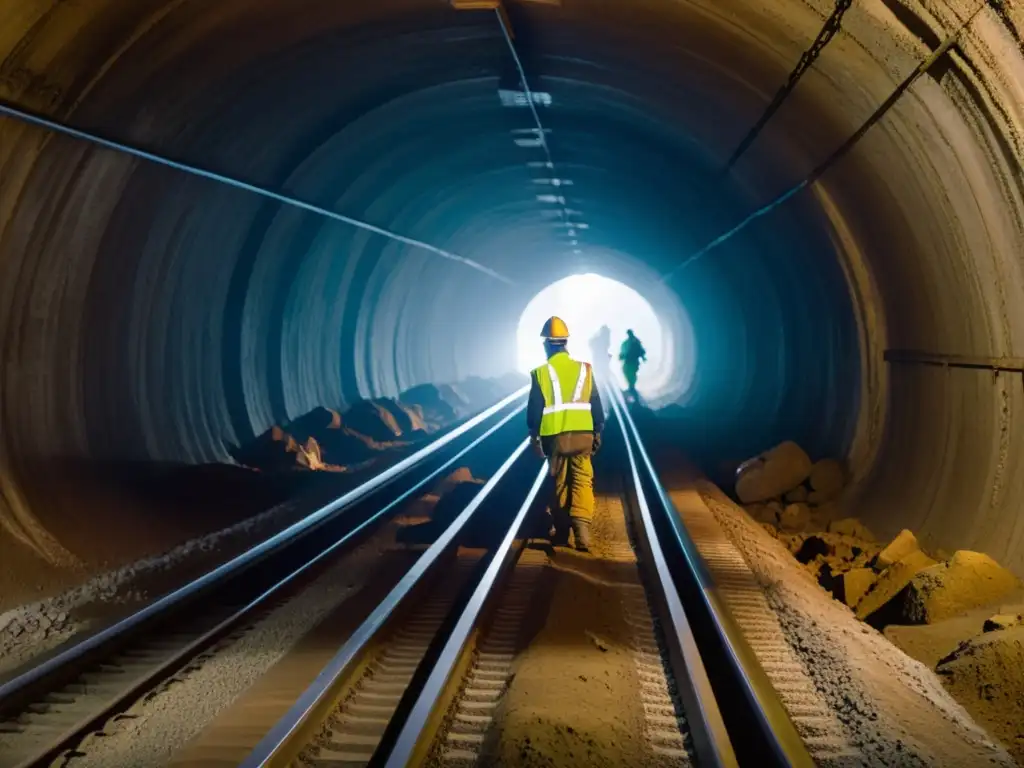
[
  {"x1": 551, "y1": 515, "x2": 571, "y2": 548},
  {"x1": 571, "y1": 517, "x2": 592, "y2": 553}
]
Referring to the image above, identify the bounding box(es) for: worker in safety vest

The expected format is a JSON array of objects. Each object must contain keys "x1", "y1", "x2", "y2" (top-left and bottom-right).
[{"x1": 527, "y1": 316, "x2": 606, "y2": 552}]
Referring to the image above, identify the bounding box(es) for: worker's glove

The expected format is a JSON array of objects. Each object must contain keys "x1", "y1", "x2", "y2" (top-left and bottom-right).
[
  {"x1": 592, "y1": 432, "x2": 602, "y2": 454},
  {"x1": 530, "y1": 435, "x2": 545, "y2": 458}
]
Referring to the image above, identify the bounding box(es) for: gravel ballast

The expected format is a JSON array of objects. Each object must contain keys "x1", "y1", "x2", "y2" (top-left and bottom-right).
[
  {"x1": 61, "y1": 519, "x2": 399, "y2": 768},
  {"x1": 0, "y1": 497, "x2": 306, "y2": 676},
  {"x1": 696, "y1": 481, "x2": 1014, "y2": 766}
]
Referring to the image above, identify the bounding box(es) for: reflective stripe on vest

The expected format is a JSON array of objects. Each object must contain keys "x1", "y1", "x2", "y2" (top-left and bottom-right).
[
  {"x1": 534, "y1": 355, "x2": 594, "y2": 436},
  {"x1": 542, "y1": 363, "x2": 590, "y2": 415}
]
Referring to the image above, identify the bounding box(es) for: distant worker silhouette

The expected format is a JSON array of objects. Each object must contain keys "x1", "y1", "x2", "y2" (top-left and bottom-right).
[
  {"x1": 527, "y1": 316, "x2": 606, "y2": 552},
  {"x1": 589, "y1": 325, "x2": 613, "y2": 384},
  {"x1": 619, "y1": 329, "x2": 647, "y2": 400}
]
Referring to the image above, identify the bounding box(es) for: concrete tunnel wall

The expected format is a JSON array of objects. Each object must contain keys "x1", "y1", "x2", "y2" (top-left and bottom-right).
[{"x1": 0, "y1": 0, "x2": 1023, "y2": 572}]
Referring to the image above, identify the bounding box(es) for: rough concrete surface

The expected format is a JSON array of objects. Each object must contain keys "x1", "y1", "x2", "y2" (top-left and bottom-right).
[{"x1": 700, "y1": 482, "x2": 1014, "y2": 766}]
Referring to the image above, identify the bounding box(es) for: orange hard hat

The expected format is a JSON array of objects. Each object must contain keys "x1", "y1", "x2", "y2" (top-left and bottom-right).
[{"x1": 540, "y1": 316, "x2": 570, "y2": 340}]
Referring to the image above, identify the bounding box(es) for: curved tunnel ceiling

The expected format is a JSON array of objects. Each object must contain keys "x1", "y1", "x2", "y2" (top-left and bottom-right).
[{"x1": 1, "y1": 0, "x2": 1023, "y2": 570}]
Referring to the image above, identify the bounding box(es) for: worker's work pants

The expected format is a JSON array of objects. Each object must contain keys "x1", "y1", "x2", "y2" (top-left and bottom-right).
[
  {"x1": 547, "y1": 432, "x2": 595, "y2": 546},
  {"x1": 623, "y1": 362, "x2": 639, "y2": 391}
]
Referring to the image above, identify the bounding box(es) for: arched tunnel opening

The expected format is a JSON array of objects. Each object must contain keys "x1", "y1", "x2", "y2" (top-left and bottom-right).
[
  {"x1": 515, "y1": 271, "x2": 690, "y2": 399},
  {"x1": 1, "y1": 0, "x2": 1023, "y2": 762}
]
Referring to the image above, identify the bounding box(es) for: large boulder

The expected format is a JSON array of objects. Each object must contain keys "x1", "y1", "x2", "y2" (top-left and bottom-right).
[
  {"x1": 744, "y1": 501, "x2": 783, "y2": 526},
  {"x1": 779, "y1": 502, "x2": 811, "y2": 533},
  {"x1": 230, "y1": 424, "x2": 304, "y2": 472},
  {"x1": 875, "y1": 529, "x2": 920, "y2": 569},
  {"x1": 785, "y1": 485, "x2": 809, "y2": 503},
  {"x1": 734, "y1": 441, "x2": 812, "y2": 504},
  {"x1": 287, "y1": 406, "x2": 342, "y2": 442},
  {"x1": 900, "y1": 551, "x2": 1021, "y2": 624},
  {"x1": 341, "y1": 400, "x2": 404, "y2": 442},
  {"x1": 314, "y1": 428, "x2": 379, "y2": 465},
  {"x1": 808, "y1": 459, "x2": 845, "y2": 503},
  {"x1": 372, "y1": 398, "x2": 428, "y2": 436},
  {"x1": 856, "y1": 549, "x2": 938, "y2": 623},
  {"x1": 400, "y1": 384, "x2": 465, "y2": 425},
  {"x1": 282, "y1": 405, "x2": 382, "y2": 466},
  {"x1": 827, "y1": 517, "x2": 875, "y2": 542},
  {"x1": 837, "y1": 568, "x2": 877, "y2": 608}
]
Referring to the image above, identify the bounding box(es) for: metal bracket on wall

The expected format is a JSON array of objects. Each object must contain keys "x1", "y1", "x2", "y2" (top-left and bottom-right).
[{"x1": 884, "y1": 349, "x2": 1024, "y2": 373}]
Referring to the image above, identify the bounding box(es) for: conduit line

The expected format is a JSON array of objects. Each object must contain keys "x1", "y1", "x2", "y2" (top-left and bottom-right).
[
  {"x1": 0, "y1": 99, "x2": 514, "y2": 285},
  {"x1": 493, "y1": 7, "x2": 588, "y2": 253},
  {"x1": 662, "y1": 2, "x2": 988, "y2": 283}
]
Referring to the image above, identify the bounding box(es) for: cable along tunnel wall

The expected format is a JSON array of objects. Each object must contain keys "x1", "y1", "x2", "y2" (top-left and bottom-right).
[{"x1": 0, "y1": 1, "x2": 1023, "y2": 591}]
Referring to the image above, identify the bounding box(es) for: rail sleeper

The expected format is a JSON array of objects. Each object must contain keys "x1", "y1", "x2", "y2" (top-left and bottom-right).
[
  {"x1": 438, "y1": 546, "x2": 549, "y2": 765},
  {"x1": 670, "y1": 489, "x2": 861, "y2": 765},
  {"x1": 299, "y1": 555, "x2": 482, "y2": 768}
]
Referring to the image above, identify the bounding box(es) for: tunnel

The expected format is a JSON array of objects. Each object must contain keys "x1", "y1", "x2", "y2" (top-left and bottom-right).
[{"x1": 1, "y1": 0, "x2": 1023, "y2": 585}]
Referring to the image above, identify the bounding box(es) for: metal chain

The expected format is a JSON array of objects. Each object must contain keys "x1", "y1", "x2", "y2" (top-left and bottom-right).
[
  {"x1": 663, "y1": 1, "x2": 988, "y2": 284},
  {"x1": 723, "y1": 0, "x2": 855, "y2": 172}
]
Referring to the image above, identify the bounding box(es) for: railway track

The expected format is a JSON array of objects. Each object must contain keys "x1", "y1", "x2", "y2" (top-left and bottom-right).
[
  {"x1": 0, "y1": 390, "x2": 529, "y2": 768},
  {"x1": 1, "y1": 382, "x2": 824, "y2": 768},
  {"x1": 236, "y1": 387, "x2": 816, "y2": 768}
]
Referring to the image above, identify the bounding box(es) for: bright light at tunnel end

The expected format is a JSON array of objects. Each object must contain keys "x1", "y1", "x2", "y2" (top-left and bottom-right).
[{"x1": 516, "y1": 273, "x2": 673, "y2": 398}]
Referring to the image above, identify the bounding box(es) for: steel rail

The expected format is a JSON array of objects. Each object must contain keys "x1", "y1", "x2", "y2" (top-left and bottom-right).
[
  {"x1": 0, "y1": 388, "x2": 525, "y2": 707},
  {"x1": 604, "y1": 385, "x2": 738, "y2": 768},
  {"x1": 1, "y1": 400, "x2": 527, "y2": 768},
  {"x1": 612, "y1": 389, "x2": 814, "y2": 767},
  {"x1": 377, "y1": 464, "x2": 547, "y2": 767},
  {"x1": 240, "y1": 439, "x2": 533, "y2": 767}
]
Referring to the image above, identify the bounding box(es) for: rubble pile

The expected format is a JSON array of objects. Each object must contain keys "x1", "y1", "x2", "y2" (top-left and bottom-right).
[
  {"x1": 735, "y1": 440, "x2": 845, "y2": 534},
  {"x1": 232, "y1": 376, "x2": 525, "y2": 475},
  {"x1": 734, "y1": 439, "x2": 1024, "y2": 760}
]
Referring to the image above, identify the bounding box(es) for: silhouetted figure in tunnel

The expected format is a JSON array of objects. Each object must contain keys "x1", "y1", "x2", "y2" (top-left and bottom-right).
[
  {"x1": 619, "y1": 329, "x2": 646, "y2": 401},
  {"x1": 589, "y1": 325, "x2": 613, "y2": 387}
]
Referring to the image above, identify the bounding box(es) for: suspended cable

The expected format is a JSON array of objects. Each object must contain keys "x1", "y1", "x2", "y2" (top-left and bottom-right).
[
  {"x1": 662, "y1": 3, "x2": 985, "y2": 285},
  {"x1": 0, "y1": 99, "x2": 514, "y2": 285},
  {"x1": 494, "y1": 7, "x2": 582, "y2": 247},
  {"x1": 723, "y1": 0, "x2": 854, "y2": 172}
]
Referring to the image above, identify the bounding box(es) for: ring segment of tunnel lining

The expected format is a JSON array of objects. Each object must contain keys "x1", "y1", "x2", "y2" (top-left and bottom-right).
[{"x1": 2, "y1": 0, "x2": 1024, "y2": 591}]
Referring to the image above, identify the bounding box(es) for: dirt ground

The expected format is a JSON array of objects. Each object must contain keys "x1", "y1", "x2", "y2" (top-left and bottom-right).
[
  {"x1": 885, "y1": 594, "x2": 1024, "y2": 763},
  {"x1": 479, "y1": 494, "x2": 688, "y2": 768},
  {"x1": 694, "y1": 480, "x2": 1016, "y2": 767}
]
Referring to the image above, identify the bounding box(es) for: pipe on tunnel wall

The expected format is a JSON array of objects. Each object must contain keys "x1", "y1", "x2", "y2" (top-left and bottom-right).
[{"x1": 1, "y1": 0, "x2": 1023, "y2": 573}]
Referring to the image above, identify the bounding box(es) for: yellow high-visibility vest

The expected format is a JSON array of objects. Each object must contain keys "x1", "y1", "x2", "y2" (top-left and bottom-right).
[{"x1": 533, "y1": 352, "x2": 594, "y2": 436}]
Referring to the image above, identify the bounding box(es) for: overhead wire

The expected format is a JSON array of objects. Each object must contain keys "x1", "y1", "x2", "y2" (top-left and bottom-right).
[
  {"x1": 494, "y1": 7, "x2": 582, "y2": 249},
  {"x1": 661, "y1": 2, "x2": 987, "y2": 284},
  {"x1": 723, "y1": 0, "x2": 855, "y2": 172},
  {"x1": 0, "y1": 99, "x2": 515, "y2": 285}
]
